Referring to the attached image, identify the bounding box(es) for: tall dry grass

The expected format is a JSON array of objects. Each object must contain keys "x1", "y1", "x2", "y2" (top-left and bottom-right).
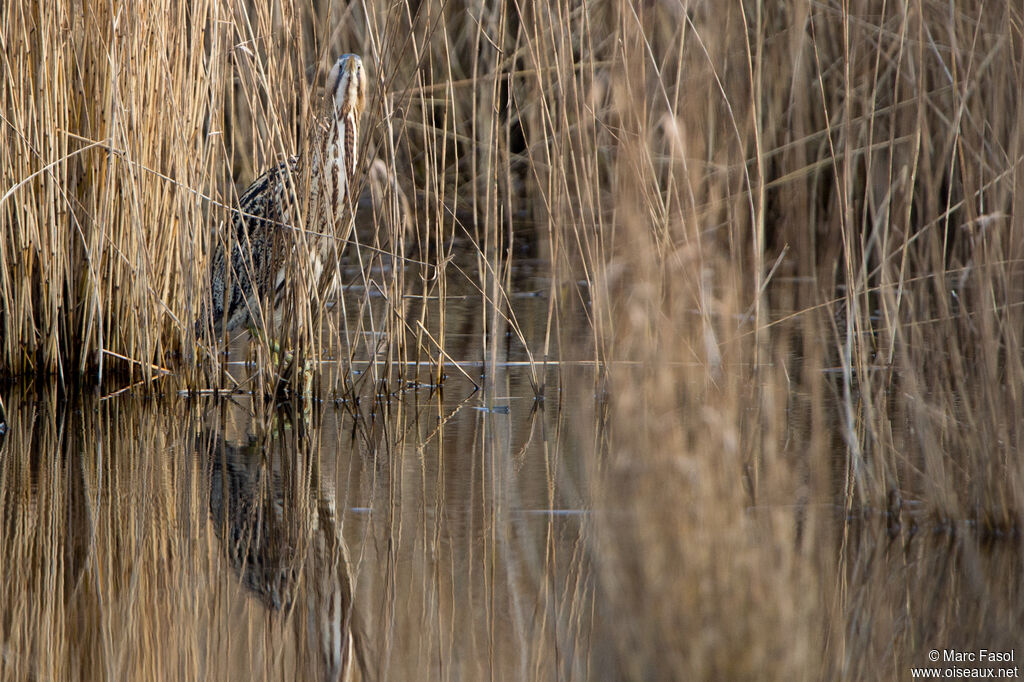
[
  {"x1": 0, "y1": 0, "x2": 404, "y2": 389},
  {"x1": 3, "y1": 0, "x2": 1024, "y2": 679},
  {"x1": 574, "y1": 1, "x2": 1024, "y2": 678}
]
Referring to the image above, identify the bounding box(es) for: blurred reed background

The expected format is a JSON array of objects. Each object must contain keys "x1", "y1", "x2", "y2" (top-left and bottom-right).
[{"x1": 3, "y1": 0, "x2": 1024, "y2": 679}]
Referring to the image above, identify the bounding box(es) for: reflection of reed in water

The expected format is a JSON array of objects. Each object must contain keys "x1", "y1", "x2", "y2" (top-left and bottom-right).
[
  {"x1": 0, "y1": 385, "x2": 101, "y2": 679},
  {"x1": 202, "y1": 404, "x2": 363, "y2": 681}
]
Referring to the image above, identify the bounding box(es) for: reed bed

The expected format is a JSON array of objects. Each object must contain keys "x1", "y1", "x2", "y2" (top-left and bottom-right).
[
  {"x1": 3, "y1": 0, "x2": 1024, "y2": 679},
  {"x1": 578, "y1": 1, "x2": 1024, "y2": 678}
]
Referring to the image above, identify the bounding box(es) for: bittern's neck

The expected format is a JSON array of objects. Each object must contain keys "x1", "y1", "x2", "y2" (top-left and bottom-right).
[{"x1": 313, "y1": 108, "x2": 356, "y2": 211}]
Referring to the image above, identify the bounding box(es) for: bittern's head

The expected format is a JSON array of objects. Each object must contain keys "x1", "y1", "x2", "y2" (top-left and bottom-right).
[{"x1": 325, "y1": 54, "x2": 367, "y2": 118}]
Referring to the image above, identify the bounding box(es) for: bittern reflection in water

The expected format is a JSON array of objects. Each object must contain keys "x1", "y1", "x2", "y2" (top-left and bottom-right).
[
  {"x1": 197, "y1": 54, "x2": 369, "y2": 340},
  {"x1": 204, "y1": 407, "x2": 363, "y2": 681}
]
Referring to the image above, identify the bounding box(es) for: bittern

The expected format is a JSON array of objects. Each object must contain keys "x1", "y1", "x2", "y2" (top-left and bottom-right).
[{"x1": 198, "y1": 54, "x2": 368, "y2": 339}]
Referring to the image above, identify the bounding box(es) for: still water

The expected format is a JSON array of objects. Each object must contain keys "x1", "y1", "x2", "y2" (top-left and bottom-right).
[
  {"x1": 0, "y1": 238, "x2": 603, "y2": 680},
  {"x1": 0, "y1": 364, "x2": 594, "y2": 680},
  {"x1": 1, "y1": 245, "x2": 1022, "y2": 680}
]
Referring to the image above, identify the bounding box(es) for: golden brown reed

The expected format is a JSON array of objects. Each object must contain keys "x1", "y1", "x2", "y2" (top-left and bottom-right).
[
  {"x1": 575, "y1": 2, "x2": 1024, "y2": 679},
  {"x1": 3, "y1": 0, "x2": 1024, "y2": 679}
]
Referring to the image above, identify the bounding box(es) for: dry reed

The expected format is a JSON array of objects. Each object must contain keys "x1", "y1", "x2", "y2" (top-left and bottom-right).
[{"x1": 3, "y1": 0, "x2": 1024, "y2": 679}]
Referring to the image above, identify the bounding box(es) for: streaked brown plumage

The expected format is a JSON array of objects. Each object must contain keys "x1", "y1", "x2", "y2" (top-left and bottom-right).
[{"x1": 198, "y1": 54, "x2": 368, "y2": 339}]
